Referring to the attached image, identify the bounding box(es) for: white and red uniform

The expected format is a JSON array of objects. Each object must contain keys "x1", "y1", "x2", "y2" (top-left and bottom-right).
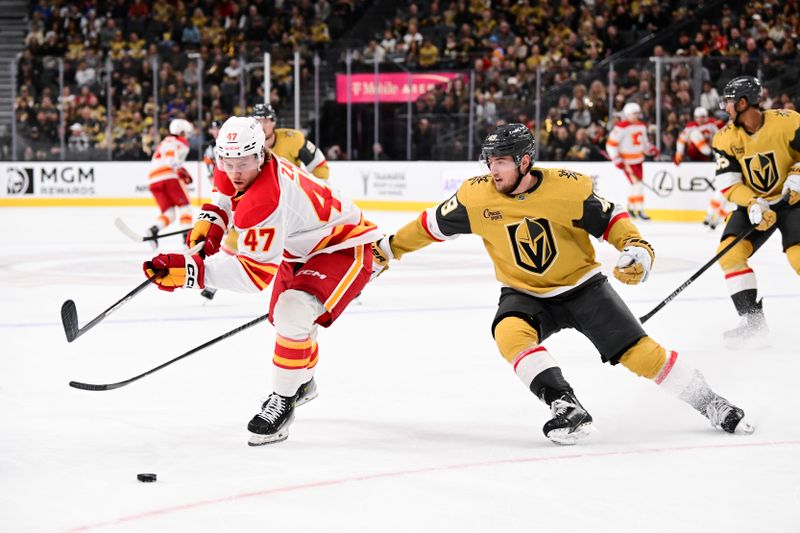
[
  {"x1": 606, "y1": 119, "x2": 656, "y2": 213},
  {"x1": 148, "y1": 135, "x2": 192, "y2": 226},
  {"x1": 205, "y1": 154, "x2": 380, "y2": 395},
  {"x1": 675, "y1": 118, "x2": 733, "y2": 227},
  {"x1": 675, "y1": 119, "x2": 724, "y2": 163}
]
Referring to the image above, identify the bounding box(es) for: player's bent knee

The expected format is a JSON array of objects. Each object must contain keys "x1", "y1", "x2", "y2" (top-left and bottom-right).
[
  {"x1": 717, "y1": 237, "x2": 753, "y2": 272},
  {"x1": 273, "y1": 289, "x2": 324, "y2": 339},
  {"x1": 618, "y1": 336, "x2": 667, "y2": 379},
  {"x1": 494, "y1": 316, "x2": 539, "y2": 364},
  {"x1": 787, "y1": 244, "x2": 800, "y2": 275}
]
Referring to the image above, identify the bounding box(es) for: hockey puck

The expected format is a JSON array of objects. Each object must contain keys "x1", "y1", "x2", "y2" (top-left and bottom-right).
[{"x1": 137, "y1": 473, "x2": 157, "y2": 483}]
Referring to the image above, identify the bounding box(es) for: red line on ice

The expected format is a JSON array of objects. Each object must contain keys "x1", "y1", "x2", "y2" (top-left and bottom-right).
[{"x1": 66, "y1": 439, "x2": 800, "y2": 532}]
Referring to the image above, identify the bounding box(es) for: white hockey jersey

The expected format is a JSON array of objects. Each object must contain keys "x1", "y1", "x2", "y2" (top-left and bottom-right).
[
  {"x1": 605, "y1": 120, "x2": 654, "y2": 165},
  {"x1": 204, "y1": 155, "x2": 380, "y2": 293},
  {"x1": 149, "y1": 135, "x2": 190, "y2": 184},
  {"x1": 675, "y1": 120, "x2": 723, "y2": 162}
]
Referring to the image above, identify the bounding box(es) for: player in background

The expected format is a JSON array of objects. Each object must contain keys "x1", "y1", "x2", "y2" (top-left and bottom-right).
[
  {"x1": 144, "y1": 117, "x2": 380, "y2": 446},
  {"x1": 674, "y1": 107, "x2": 732, "y2": 229},
  {"x1": 712, "y1": 75, "x2": 800, "y2": 347},
  {"x1": 146, "y1": 118, "x2": 195, "y2": 245},
  {"x1": 202, "y1": 120, "x2": 221, "y2": 185},
  {"x1": 218, "y1": 103, "x2": 331, "y2": 255},
  {"x1": 372, "y1": 123, "x2": 753, "y2": 444},
  {"x1": 606, "y1": 102, "x2": 658, "y2": 220}
]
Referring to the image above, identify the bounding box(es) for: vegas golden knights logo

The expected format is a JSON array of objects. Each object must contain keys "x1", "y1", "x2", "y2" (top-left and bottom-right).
[
  {"x1": 743, "y1": 152, "x2": 779, "y2": 193},
  {"x1": 506, "y1": 218, "x2": 557, "y2": 274}
]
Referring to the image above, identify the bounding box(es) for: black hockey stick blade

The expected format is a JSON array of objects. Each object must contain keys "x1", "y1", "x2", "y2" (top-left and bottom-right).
[
  {"x1": 61, "y1": 277, "x2": 156, "y2": 343},
  {"x1": 61, "y1": 300, "x2": 80, "y2": 342},
  {"x1": 69, "y1": 314, "x2": 269, "y2": 391}
]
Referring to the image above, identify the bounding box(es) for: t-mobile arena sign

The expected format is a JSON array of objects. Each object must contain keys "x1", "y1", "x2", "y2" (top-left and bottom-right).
[{"x1": 336, "y1": 72, "x2": 465, "y2": 103}]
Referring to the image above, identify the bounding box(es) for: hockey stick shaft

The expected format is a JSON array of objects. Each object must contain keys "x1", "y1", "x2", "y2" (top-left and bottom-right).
[
  {"x1": 114, "y1": 217, "x2": 190, "y2": 243},
  {"x1": 638, "y1": 225, "x2": 755, "y2": 324},
  {"x1": 61, "y1": 243, "x2": 203, "y2": 342},
  {"x1": 69, "y1": 314, "x2": 270, "y2": 391},
  {"x1": 639, "y1": 197, "x2": 790, "y2": 324},
  {"x1": 142, "y1": 227, "x2": 190, "y2": 242}
]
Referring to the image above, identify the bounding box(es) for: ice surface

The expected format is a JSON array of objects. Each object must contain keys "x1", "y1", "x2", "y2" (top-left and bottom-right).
[{"x1": 1, "y1": 206, "x2": 798, "y2": 532}]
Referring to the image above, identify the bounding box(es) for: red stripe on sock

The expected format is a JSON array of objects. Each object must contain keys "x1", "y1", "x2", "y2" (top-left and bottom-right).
[
  {"x1": 724, "y1": 268, "x2": 754, "y2": 279},
  {"x1": 655, "y1": 351, "x2": 678, "y2": 385},
  {"x1": 513, "y1": 346, "x2": 547, "y2": 372}
]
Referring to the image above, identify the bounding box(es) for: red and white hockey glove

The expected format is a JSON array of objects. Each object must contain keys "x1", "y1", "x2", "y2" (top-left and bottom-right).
[
  {"x1": 143, "y1": 253, "x2": 205, "y2": 292},
  {"x1": 176, "y1": 167, "x2": 193, "y2": 185},
  {"x1": 187, "y1": 203, "x2": 229, "y2": 257},
  {"x1": 614, "y1": 238, "x2": 655, "y2": 285},
  {"x1": 673, "y1": 153, "x2": 682, "y2": 166},
  {"x1": 370, "y1": 236, "x2": 393, "y2": 281}
]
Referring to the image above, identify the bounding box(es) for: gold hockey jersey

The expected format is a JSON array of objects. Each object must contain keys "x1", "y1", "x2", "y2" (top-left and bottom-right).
[
  {"x1": 712, "y1": 109, "x2": 800, "y2": 206},
  {"x1": 388, "y1": 168, "x2": 644, "y2": 297},
  {"x1": 271, "y1": 128, "x2": 330, "y2": 180}
]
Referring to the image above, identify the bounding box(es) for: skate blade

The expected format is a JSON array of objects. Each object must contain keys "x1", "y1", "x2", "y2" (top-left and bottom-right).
[
  {"x1": 248, "y1": 429, "x2": 290, "y2": 446},
  {"x1": 547, "y1": 423, "x2": 596, "y2": 445},
  {"x1": 734, "y1": 418, "x2": 755, "y2": 435},
  {"x1": 295, "y1": 390, "x2": 319, "y2": 407}
]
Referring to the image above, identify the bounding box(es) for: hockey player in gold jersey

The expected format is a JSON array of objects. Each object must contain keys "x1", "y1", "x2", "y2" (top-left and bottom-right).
[
  {"x1": 712, "y1": 76, "x2": 800, "y2": 347},
  {"x1": 371, "y1": 123, "x2": 754, "y2": 444},
  {"x1": 218, "y1": 103, "x2": 330, "y2": 254}
]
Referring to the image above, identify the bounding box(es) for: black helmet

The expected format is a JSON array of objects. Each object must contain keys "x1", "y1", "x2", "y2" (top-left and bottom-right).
[
  {"x1": 722, "y1": 76, "x2": 762, "y2": 107},
  {"x1": 480, "y1": 123, "x2": 536, "y2": 167},
  {"x1": 252, "y1": 103, "x2": 277, "y2": 120}
]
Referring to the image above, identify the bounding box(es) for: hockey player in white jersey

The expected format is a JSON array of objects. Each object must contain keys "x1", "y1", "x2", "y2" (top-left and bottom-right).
[
  {"x1": 606, "y1": 102, "x2": 658, "y2": 220},
  {"x1": 146, "y1": 118, "x2": 195, "y2": 243},
  {"x1": 143, "y1": 117, "x2": 380, "y2": 446},
  {"x1": 674, "y1": 107, "x2": 733, "y2": 229}
]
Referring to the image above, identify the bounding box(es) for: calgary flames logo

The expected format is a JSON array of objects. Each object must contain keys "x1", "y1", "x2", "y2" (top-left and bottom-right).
[
  {"x1": 506, "y1": 217, "x2": 557, "y2": 274},
  {"x1": 743, "y1": 151, "x2": 779, "y2": 194}
]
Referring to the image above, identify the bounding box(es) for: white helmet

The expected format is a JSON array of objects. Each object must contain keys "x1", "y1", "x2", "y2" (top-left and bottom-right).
[
  {"x1": 622, "y1": 102, "x2": 642, "y2": 120},
  {"x1": 215, "y1": 116, "x2": 266, "y2": 170},
  {"x1": 693, "y1": 106, "x2": 709, "y2": 119},
  {"x1": 169, "y1": 118, "x2": 194, "y2": 137}
]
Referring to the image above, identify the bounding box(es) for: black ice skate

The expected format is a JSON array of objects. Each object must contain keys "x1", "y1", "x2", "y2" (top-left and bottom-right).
[
  {"x1": 247, "y1": 392, "x2": 296, "y2": 446},
  {"x1": 542, "y1": 391, "x2": 595, "y2": 445},
  {"x1": 704, "y1": 396, "x2": 754, "y2": 435},
  {"x1": 723, "y1": 300, "x2": 769, "y2": 349},
  {"x1": 702, "y1": 214, "x2": 718, "y2": 230},
  {"x1": 636, "y1": 211, "x2": 652, "y2": 221},
  {"x1": 295, "y1": 378, "x2": 319, "y2": 407}
]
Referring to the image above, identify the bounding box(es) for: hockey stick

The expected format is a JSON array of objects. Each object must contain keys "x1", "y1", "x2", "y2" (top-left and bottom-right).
[
  {"x1": 114, "y1": 217, "x2": 191, "y2": 243},
  {"x1": 69, "y1": 314, "x2": 269, "y2": 391},
  {"x1": 60, "y1": 243, "x2": 203, "y2": 342},
  {"x1": 639, "y1": 198, "x2": 789, "y2": 324}
]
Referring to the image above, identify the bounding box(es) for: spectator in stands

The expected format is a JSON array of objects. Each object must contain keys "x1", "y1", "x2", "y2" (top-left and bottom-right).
[
  {"x1": 418, "y1": 37, "x2": 439, "y2": 69},
  {"x1": 67, "y1": 123, "x2": 91, "y2": 157},
  {"x1": 413, "y1": 117, "x2": 433, "y2": 160},
  {"x1": 362, "y1": 40, "x2": 385, "y2": 64}
]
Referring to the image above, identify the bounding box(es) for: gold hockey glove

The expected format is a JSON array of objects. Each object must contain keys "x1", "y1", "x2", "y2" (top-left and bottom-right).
[{"x1": 613, "y1": 238, "x2": 655, "y2": 285}]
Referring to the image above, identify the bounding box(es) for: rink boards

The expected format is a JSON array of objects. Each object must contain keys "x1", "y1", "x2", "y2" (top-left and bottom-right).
[{"x1": 0, "y1": 160, "x2": 718, "y2": 221}]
